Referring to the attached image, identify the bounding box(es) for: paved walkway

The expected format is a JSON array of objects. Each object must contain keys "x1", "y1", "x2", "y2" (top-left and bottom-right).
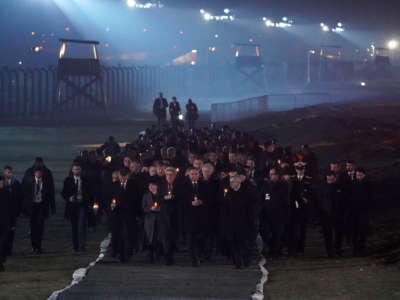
[{"x1": 57, "y1": 245, "x2": 261, "y2": 300}]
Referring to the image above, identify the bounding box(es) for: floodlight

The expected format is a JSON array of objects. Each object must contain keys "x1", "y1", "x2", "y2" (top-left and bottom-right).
[{"x1": 388, "y1": 40, "x2": 398, "y2": 50}]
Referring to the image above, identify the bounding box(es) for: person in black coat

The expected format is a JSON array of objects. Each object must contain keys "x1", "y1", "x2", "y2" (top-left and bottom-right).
[
  {"x1": 348, "y1": 168, "x2": 372, "y2": 257},
  {"x1": 101, "y1": 170, "x2": 120, "y2": 231},
  {"x1": 220, "y1": 175, "x2": 252, "y2": 269},
  {"x1": 318, "y1": 172, "x2": 347, "y2": 257},
  {"x1": 288, "y1": 162, "x2": 313, "y2": 256},
  {"x1": 0, "y1": 176, "x2": 12, "y2": 272},
  {"x1": 3, "y1": 166, "x2": 23, "y2": 257},
  {"x1": 142, "y1": 182, "x2": 162, "y2": 263},
  {"x1": 201, "y1": 163, "x2": 219, "y2": 260},
  {"x1": 61, "y1": 162, "x2": 92, "y2": 252},
  {"x1": 22, "y1": 167, "x2": 56, "y2": 253},
  {"x1": 153, "y1": 92, "x2": 168, "y2": 128},
  {"x1": 158, "y1": 167, "x2": 180, "y2": 265},
  {"x1": 182, "y1": 167, "x2": 209, "y2": 266},
  {"x1": 169, "y1": 96, "x2": 181, "y2": 129},
  {"x1": 259, "y1": 168, "x2": 289, "y2": 258},
  {"x1": 110, "y1": 168, "x2": 140, "y2": 262},
  {"x1": 186, "y1": 99, "x2": 199, "y2": 130}
]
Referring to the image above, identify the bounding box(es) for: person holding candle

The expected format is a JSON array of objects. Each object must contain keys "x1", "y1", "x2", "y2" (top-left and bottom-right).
[
  {"x1": 111, "y1": 168, "x2": 140, "y2": 263},
  {"x1": 220, "y1": 175, "x2": 252, "y2": 269},
  {"x1": 158, "y1": 167, "x2": 179, "y2": 265},
  {"x1": 142, "y1": 182, "x2": 162, "y2": 263},
  {"x1": 182, "y1": 167, "x2": 208, "y2": 267},
  {"x1": 61, "y1": 162, "x2": 91, "y2": 252}
]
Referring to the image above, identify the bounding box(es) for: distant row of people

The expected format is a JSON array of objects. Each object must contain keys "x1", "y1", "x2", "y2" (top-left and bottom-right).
[{"x1": 153, "y1": 93, "x2": 198, "y2": 130}]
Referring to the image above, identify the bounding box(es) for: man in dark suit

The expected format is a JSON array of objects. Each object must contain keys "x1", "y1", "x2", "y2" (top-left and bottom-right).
[
  {"x1": 62, "y1": 162, "x2": 92, "y2": 252},
  {"x1": 182, "y1": 167, "x2": 208, "y2": 266},
  {"x1": 0, "y1": 176, "x2": 12, "y2": 272},
  {"x1": 186, "y1": 99, "x2": 199, "y2": 130},
  {"x1": 158, "y1": 167, "x2": 179, "y2": 265},
  {"x1": 110, "y1": 168, "x2": 139, "y2": 262},
  {"x1": 153, "y1": 92, "x2": 168, "y2": 128},
  {"x1": 288, "y1": 162, "x2": 313, "y2": 256},
  {"x1": 3, "y1": 166, "x2": 23, "y2": 257},
  {"x1": 169, "y1": 96, "x2": 181, "y2": 130},
  {"x1": 348, "y1": 168, "x2": 372, "y2": 257},
  {"x1": 201, "y1": 163, "x2": 219, "y2": 260},
  {"x1": 22, "y1": 167, "x2": 56, "y2": 254},
  {"x1": 220, "y1": 175, "x2": 253, "y2": 269},
  {"x1": 318, "y1": 172, "x2": 347, "y2": 257},
  {"x1": 259, "y1": 168, "x2": 289, "y2": 258}
]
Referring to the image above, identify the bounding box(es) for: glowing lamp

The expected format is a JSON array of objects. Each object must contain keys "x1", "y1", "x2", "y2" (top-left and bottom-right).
[
  {"x1": 388, "y1": 40, "x2": 398, "y2": 50},
  {"x1": 127, "y1": 0, "x2": 136, "y2": 8}
]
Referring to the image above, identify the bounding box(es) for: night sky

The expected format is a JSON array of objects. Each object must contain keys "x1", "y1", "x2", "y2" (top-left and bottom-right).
[{"x1": 163, "y1": 0, "x2": 400, "y2": 29}]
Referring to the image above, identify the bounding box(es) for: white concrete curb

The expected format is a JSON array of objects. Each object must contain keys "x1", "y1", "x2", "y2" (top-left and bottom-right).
[
  {"x1": 46, "y1": 233, "x2": 111, "y2": 300},
  {"x1": 251, "y1": 256, "x2": 269, "y2": 300},
  {"x1": 251, "y1": 234, "x2": 269, "y2": 300}
]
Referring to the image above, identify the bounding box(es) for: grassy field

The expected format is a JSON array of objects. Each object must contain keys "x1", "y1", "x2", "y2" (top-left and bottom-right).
[{"x1": 0, "y1": 125, "x2": 146, "y2": 300}]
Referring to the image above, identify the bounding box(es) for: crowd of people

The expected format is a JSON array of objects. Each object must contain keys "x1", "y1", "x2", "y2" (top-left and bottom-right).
[{"x1": 0, "y1": 95, "x2": 373, "y2": 272}]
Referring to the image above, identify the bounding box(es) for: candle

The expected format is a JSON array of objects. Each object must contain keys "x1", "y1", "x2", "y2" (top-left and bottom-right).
[
  {"x1": 224, "y1": 188, "x2": 228, "y2": 196},
  {"x1": 168, "y1": 190, "x2": 171, "y2": 195},
  {"x1": 105, "y1": 156, "x2": 112, "y2": 163},
  {"x1": 93, "y1": 203, "x2": 99, "y2": 211},
  {"x1": 277, "y1": 159, "x2": 281, "y2": 165},
  {"x1": 154, "y1": 202, "x2": 158, "y2": 208},
  {"x1": 112, "y1": 198, "x2": 116, "y2": 205},
  {"x1": 176, "y1": 168, "x2": 180, "y2": 173},
  {"x1": 194, "y1": 195, "x2": 198, "y2": 201}
]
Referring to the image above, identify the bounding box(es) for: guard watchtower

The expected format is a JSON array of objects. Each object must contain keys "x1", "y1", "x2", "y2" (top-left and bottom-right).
[
  {"x1": 234, "y1": 43, "x2": 266, "y2": 90},
  {"x1": 318, "y1": 45, "x2": 344, "y2": 81},
  {"x1": 56, "y1": 39, "x2": 106, "y2": 111}
]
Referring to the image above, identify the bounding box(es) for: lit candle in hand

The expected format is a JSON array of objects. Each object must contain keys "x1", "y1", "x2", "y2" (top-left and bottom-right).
[
  {"x1": 93, "y1": 203, "x2": 99, "y2": 212},
  {"x1": 224, "y1": 188, "x2": 228, "y2": 197},
  {"x1": 111, "y1": 198, "x2": 117, "y2": 210}
]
